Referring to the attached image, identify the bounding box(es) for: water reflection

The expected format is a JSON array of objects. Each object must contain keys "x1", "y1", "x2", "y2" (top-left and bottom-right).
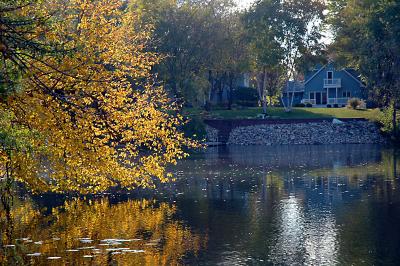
[
  {"x1": 168, "y1": 144, "x2": 400, "y2": 265},
  {"x1": 1, "y1": 144, "x2": 400, "y2": 265},
  {"x1": 270, "y1": 195, "x2": 338, "y2": 265},
  {"x1": 0, "y1": 198, "x2": 206, "y2": 265}
]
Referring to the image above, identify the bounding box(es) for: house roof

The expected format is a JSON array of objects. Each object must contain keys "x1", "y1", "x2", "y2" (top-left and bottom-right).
[
  {"x1": 304, "y1": 64, "x2": 327, "y2": 85},
  {"x1": 304, "y1": 63, "x2": 365, "y2": 87},
  {"x1": 343, "y1": 69, "x2": 365, "y2": 87}
]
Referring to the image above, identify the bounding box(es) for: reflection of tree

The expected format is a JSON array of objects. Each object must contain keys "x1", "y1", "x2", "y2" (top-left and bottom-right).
[{"x1": 0, "y1": 198, "x2": 207, "y2": 265}]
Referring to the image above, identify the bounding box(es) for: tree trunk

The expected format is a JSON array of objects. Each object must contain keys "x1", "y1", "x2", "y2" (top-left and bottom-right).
[
  {"x1": 227, "y1": 72, "x2": 234, "y2": 110},
  {"x1": 393, "y1": 101, "x2": 397, "y2": 137},
  {"x1": 261, "y1": 66, "x2": 267, "y2": 114},
  {"x1": 262, "y1": 100, "x2": 267, "y2": 115}
]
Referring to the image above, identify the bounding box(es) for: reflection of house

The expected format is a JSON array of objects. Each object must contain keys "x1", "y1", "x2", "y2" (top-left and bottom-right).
[{"x1": 282, "y1": 62, "x2": 366, "y2": 107}]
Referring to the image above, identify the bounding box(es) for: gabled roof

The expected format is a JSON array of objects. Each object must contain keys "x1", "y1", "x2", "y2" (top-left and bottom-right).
[
  {"x1": 343, "y1": 69, "x2": 365, "y2": 87},
  {"x1": 304, "y1": 64, "x2": 327, "y2": 85},
  {"x1": 304, "y1": 63, "x2": 365, "y2": 87}
]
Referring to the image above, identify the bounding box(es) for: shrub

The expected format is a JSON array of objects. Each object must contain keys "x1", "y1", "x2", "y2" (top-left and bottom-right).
[
  {"x1": 182, "y1": 116, "x2": 206, "y2": 140},
  {"x1": 378, "y1": 103, "x2": 400, "y2": 134},
  {"x1": 305, "y1": 103, "x2": 313, "y2": 107},
  {"x1": 366, "y1": 100, "x2": 379, "y2": 109},
  {"x1": 295, "y1": 103, "x2": 306, "y2": 107},
  {"x1": 327, "y1": 104, "x2": 332, "y2": 108},
  {"x1": 233, "y1": 87, "x2": 258, "y2": 107},
  {"x1": 347, "y1": 98, "x2": 362, "y2": 109},
  {"x1": 358, "y1": 99, "x2": 366, "y2": 109},
  {"x1": 236, "y1": 100, "x2": 258, "y2": 107},
  {"x1": 333, "y1": 104, "x2": 339, "y2": 108}
]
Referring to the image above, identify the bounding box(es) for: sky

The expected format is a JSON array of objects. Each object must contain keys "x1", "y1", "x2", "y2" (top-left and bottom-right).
[
  {"x1": 234, "y1": 0, "x2": 333, "y2": 44},
  {"x1": 235, "y1": 0, "x2": 255, "y2": 10}
]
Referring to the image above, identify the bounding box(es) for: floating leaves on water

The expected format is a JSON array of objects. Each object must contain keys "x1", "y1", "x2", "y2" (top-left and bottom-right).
[
  {"x1": 101, "y1": 239, "x2": 132, "y2": 243},
  {"x1": 27, "y1": 253, "x2": 41, "y2": 257},
  {"x1": 47, "y1": 257, "x2": 61, "y2": 260},
  {"x1": 80, "y1": 239, "x2": 93, "y2": 244},
  {"x1": 122, "y1": 250, "x2": 145, "y2": 253},
  {"x1": 16, "y1": 238, "x2": 30, "y2": 241},
  {"x1": 106, "y1": 248, "x2": 130, "y2": 252},
  {"x1": 77, "y1": 246, "x2": 96, "y2": 250}
]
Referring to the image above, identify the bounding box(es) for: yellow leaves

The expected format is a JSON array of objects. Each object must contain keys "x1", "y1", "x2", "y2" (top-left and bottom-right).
[
  {"x1": 2, "y1": 198, "x2": 207, "y2": 265},
  {"x1": 0, "y1": 0, "x2": 198, "y2": 194}
]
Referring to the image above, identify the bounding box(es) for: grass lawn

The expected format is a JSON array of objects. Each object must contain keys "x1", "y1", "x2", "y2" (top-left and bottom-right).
[{"x1": 184, "y1": 107, "x2": 382, "y2": 121}]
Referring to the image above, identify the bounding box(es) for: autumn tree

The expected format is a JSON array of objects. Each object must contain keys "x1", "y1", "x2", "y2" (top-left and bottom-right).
[{"x1": 0, "y1": 0, "x2": 196, "y2": 194}]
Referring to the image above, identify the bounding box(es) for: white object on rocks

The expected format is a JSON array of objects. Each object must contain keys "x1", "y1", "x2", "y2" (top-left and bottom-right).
[{"x1": 332, "y1": 118, "x2": 344, "y2": 124}]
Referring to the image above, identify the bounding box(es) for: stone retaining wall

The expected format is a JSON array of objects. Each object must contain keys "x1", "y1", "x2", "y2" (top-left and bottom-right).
[
  {"x1": 205, "y1": 119, "x2": 386, "y2": 145},
  {"x1": 205, "y1": 126, "x2": 219, "y2": 142}
]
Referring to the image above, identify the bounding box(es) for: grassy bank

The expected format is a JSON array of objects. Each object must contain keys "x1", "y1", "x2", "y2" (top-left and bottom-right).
[{"x1": 184, "y1": 107, "x2": 381, "y2": 121}]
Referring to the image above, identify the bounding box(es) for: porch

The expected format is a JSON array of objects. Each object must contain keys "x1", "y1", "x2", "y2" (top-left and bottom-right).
[
  {"x1": 306, "y1": 98, "x2": 350, "y2": 106},
  {"x1": 305, "y1": 87, "x2": 350, "y2": 107}
]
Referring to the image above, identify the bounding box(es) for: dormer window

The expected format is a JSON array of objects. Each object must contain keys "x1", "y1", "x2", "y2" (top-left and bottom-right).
[{"x1": 327, "y1": 71, "x2": 333, "y2": 80}]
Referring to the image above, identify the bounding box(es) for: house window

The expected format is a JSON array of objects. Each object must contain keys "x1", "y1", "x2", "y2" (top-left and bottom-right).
[
  {"x1": 342, "y1": 91, "x2": 351, "y2": 98},
  {"x1": 310, "y1": 92, "x2": 315, "y2": 99},
  {"x1": 327, "y1": 71, "x2": 333, "y2": 80}
]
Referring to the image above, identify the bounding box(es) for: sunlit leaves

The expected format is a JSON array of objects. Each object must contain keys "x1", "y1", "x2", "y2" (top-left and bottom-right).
[{"x1": 0, "y1": 0, "x2": 198, "y2": 193}]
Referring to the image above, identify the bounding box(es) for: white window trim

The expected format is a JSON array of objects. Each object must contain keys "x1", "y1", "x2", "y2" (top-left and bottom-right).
[
  {"x1": 327, "y1": 71, "x2": 333, "y2": 80},
  {"x1": 309, "y1": 91, "x2": 328, "y2": 104},
  {"x1": 342, "y1": 91, "x2": 351, "y2": 98}
]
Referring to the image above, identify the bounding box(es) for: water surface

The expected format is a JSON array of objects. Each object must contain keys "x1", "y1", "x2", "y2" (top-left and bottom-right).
[{"x1": 1, "y1": 144, "x2": 400, "y2": 265}]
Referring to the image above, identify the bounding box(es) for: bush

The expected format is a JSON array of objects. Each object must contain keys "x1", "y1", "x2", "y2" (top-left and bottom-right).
[
  {"x1": 333, "y1": 104, "x2": 339, "y2": 108},
  {"x1": 347, "y1": 98, "x2": 362, "y2": 109},
  {"x1": 294, "y1": 103, "x2": 306, "y2": 107},
  {"x1": 233, "y1": 87, "x2": 258, "y2": 107},
  {"x1": 358, "y1": 100, "x2": 366, "y2": 109},
  {"x1": 366, "y1": 100, "x2": 379, "y2": 109},
  {"x1": 305, "y1": 103, "x2": 313, "y2": 107},
  {"x1": 327, "y1": 104, "x2": 332, "y2": 108},
  {"x1": 182, "y1": 116, "x2": 206, "y2": 140},
  {"x1": 236, "y1": 100, "x2": 258, "y2": 107},
  {"x1": 378, "y1": 104, "x2": 400, "y2": 134}
]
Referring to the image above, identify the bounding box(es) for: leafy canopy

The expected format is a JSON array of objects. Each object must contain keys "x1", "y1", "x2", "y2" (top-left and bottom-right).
[{"x1": 0, "y1": 0, "x2": 196, "y2": 194}]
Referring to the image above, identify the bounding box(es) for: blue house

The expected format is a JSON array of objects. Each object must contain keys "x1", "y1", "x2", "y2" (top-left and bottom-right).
[{"x1": 283, "y1": 63, "x2": 366, "y2": 107}]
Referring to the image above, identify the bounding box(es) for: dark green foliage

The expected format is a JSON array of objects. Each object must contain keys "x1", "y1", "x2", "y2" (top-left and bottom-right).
[
  {"x1": 329, "y1": 0, "x2": 400, "y2": 136},
  {"x1": 294, "y1": 103, "x2": 306, "y2": 107},
  {"x1": 182, "y1": 116, "x2": 207, "y2": 141},
  {"x1": 233, "y1": 87, "x2": 259, "y2": 107}
]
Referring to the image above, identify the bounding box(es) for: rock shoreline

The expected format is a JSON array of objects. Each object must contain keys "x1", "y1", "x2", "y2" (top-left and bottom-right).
[{"x1": 206, "y1": 120, "x2": 386, "y2": 145}]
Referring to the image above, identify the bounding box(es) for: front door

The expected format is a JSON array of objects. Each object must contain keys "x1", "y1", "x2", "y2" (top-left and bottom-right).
[
  {"x1": 316, "y1": 92, "x2": 322, "y2": 105},
  {"x1": 322, "y1": 92, "x2": 327, "y2": 104}
]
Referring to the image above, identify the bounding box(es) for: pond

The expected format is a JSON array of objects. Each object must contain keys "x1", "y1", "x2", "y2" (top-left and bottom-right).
[{"x1": 1, "y1": 144, "x2": 400, "y2": 265}]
